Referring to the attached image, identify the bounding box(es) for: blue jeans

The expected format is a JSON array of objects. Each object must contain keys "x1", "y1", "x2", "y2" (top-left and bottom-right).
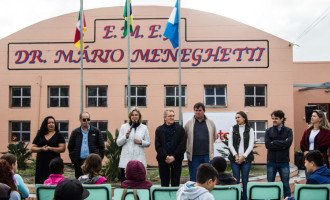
[
  {"x1": 230, "y1": 161, "x2": 251, "y2": 200},
  {"x1": 188, "y1": 155, "x2": 210, "y2": 182},
  {"x1": 267, "y1": 162, "x2": 291, "y2": 198}
]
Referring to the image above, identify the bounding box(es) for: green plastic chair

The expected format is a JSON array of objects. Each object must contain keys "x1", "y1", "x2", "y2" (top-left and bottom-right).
[
  {"x1": 247, "y1": 182, "x2": 283, "y2": 200},
  {"x1": 150, "y1": 186, "x2": 179, "y2": 200},
  {"x1": 294, "y1": 184, "x2": 330, "y2": 200},
  {"x1": 114, "y1": 188, "x2": 150, "y2": 200},
  {"x1": 83, "y1": 184, "x2": 112, "y2": 200},
  {"x1": 35, "y1": 184, "x2": 56, "y2": 200},
  {"x1": 211, "y1": 185, "x2": 241, "y2": 200}
]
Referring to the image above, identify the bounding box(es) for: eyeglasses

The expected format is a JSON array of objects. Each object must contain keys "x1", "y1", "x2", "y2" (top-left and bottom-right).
[
  {"x1": 82, "y1": 118, "x2": 90, "y2": 122},
  {"x1": 167, "y1": 115, "x2": 175, "y2": 118}
]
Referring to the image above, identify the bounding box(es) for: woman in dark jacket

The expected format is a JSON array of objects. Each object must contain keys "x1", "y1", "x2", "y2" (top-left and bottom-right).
[
  {"x1": 31, "y1": 116, "x2": 66, "y2": 184},
  {"x1": 300, "y1": 110, "x2": 330, "y2": 178},
  {"x1": 228, "y1": 111, "x2": 255, "y2": 200}
]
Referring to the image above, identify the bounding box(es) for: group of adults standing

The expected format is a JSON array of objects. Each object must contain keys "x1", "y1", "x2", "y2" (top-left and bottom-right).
[{"x1": 30, "y1": 103, "x2": 330, "y2": 200}]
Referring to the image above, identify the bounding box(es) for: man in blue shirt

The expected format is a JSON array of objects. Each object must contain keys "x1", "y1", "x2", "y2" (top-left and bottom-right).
[{"x1": 68, "y1": 112, "x2": 105, "y2": 178}]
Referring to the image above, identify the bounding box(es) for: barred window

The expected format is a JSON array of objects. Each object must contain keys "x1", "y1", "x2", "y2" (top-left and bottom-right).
[
  {"x1": 204, "y1": 85, "x2": 227, "y2": 106},
  {"x1": 49, "y1": 87, "x2": 69, "y2": 107},
  {"x1": 165, "y1": 86, "x2": 186, "y2": 107},
  {"x1": 11, "y1": 87, "x2": 31, "y2": 107},
  {"x1": 250, "y1": 121, "x2": 267, "y2": 143},
  {"x1": 10, "y1": 121, "x2": 30, "y2": 142},
  {"x1": 90, "y1": 121, "x2": 108, "y2": 142},
  {"x1": 57, "y1": 121, "x2": 69, "y2": 140},
  {"x1": 245, "y1": 85, "x2": 266, "y2": 107},
  {"x1": 126, "y1": 86, "x2": 147, "y2": 107},
  {"x1": 87, "y1": 86, "x2": 107, "y2": 107}
]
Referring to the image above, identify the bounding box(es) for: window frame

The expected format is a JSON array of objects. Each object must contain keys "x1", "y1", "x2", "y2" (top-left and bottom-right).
[
  {"x1": 9, "y1": 121, "x2": 30, "y2": 142},
  {"x1": 10, "y1": 86, "x2": 31, "y2": 108},
  {"x1": 86, "y1": 86, "x2": 108, "y2": 107},
  {"x1": 250, "y1": 120, "x2": 268, "y2": 143},
  {"x1": 90, "y1": 120, "x2": 108, "y2": 142},
  {"x1": 48, "y1": 86, "x2": 70, "y2": 107},
  {"x1": 125, "y1": 85, "x2": 147, "y2": 107},
  {"x1": 204, "y1": 85, "x2": 227, "y2": 107},
  {"x1": 244, "y1": 85, "x2": 267, "y2": 107},
  {"x1": 164, "y1": 85, "x2": 187, "y2": 107},
  {"x1": 57, "y1": 120, "x2": 69, "y2": 141}
]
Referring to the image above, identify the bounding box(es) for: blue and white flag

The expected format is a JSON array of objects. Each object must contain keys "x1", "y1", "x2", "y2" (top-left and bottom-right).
[{"x1": 164, "y1": 0, "x2": 179, "y2": 49}]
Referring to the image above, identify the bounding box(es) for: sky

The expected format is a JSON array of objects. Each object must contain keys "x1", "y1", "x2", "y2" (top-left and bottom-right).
[{"x1": 1, "y1": 0, "x2": 330, "y2": 62}]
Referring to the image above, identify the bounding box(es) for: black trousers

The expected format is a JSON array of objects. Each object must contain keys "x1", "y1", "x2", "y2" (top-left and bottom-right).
[
  {"x1": 120, "y1": 168, "x2": 127, "y2": 182},
  {"x1": 74, "y1": 158, "x2": 85, "y2": 179},
  {"x1": 158, "y1": 160, "x2": 182, "y2": 187}
]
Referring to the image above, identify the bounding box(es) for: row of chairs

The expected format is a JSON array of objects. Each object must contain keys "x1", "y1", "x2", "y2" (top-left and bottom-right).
[{"x1": 35, "y1": 182, "x2": 330, "y2": 200}]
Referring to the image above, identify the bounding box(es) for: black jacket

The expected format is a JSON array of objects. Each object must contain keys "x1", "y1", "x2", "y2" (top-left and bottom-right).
[
  {"x1": 265, "y1": 125, "x2": 293, "y2": 163},
  {"x1": 68, "y1": 125, "x2": 105, "y2": 164},
  {"x1": 216, "y1": 173, "x2": 238, "y2": 185},
  {"x1": 155, "y1": 123, "x2": 186, "y2": 163}
]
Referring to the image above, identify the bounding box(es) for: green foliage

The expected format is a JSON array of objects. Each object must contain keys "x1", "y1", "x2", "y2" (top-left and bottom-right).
[
  {"x1": 103, "y1": 129, "x2": 122, "y2": 182},
  {"x1": 2, "y1": 141, "x2": 33, "y2": 170}
]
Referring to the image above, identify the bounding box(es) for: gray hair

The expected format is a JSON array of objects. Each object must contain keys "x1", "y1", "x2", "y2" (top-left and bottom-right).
[{"x1": 163, "y1": 109, "x2": 175, "y2": 118}]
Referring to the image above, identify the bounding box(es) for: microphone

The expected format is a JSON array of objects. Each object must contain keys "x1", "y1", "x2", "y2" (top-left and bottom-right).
[{"x1": 130, "y1": 121, "x2": 136, "y2": 130}]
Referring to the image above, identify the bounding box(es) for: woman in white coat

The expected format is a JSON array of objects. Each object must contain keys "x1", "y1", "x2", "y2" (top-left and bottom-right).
[{"x1": 117, "y1": 107, "x2": 151, "y2": 182}]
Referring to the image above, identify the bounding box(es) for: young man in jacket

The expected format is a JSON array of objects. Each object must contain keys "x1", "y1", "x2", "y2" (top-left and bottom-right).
[
  {"x1": 265, "y1": 110, "x2": 293, "y2": 199},
  {"x1": 68, "y1": 112, "x2": 105, "y2": 179},
  {"x1": 184, "y1": 102, "x2": 217, "y2": 182},
  {"x1": 155, "y1": 109, "x2": 186, "y2": 186},
  {"x1": 285, "y1": 150, "x2": 330, "y2": 200}
]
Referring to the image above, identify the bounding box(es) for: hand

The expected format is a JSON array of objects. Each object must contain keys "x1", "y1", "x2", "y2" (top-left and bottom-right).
[
  {"x1": 165, "y1": 156, "x2": 175, "y2": 164},
  {"x1": 236, "y1": 156, "x2": 245, "y2": 164},
  {"x1": 40, "y1": 145, "x2": 48, "y2": 151},
  {"x1": 125, "y1": 129, "x2": 131, "y2": 139},
  {"x1": 294, "y1": 179, "x2": 299, "y2": 184},
  {"x1": 234, "y1": 154, "x2": 239, "y2": 162},
  {"x1": 46, "y1": 146, "x2": 54, "y2": 151},
  {"x1": 284, "y1": 197, "x2": 289, "y2": 200},
  {"x1": 134, "y1": 138, "x2": 142, "y2": 145}
]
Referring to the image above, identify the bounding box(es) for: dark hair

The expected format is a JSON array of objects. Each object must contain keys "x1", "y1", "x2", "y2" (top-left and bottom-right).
[
  {"x1": 212, "y1": 156, "x2": 227, "y2": 173},
  {"x1": 81, "y1": 154, "x2": 102, "y2": 179},
  {"x1": 194, "y1": 102, "x2": 205, "y2": 111},
  {"x1": 0, "y1": 154, "x2": 17, "y2": 166},
  {"x1": 38, "y1": 116, "x2": 59, "y2": 135},
  {"x1": 305, "y1": 150, "x2": 323, "y2": 167},
  {"x1": 0, "y1": 159, "x2": 17, "y2": 191},
  {"x1": 49, "y1": 157, "x2": 64, "y2": 174},
  {"x1": 271, "y1": 110, "x2": 286, "y2": 123},
  {"x1": 79, "y1": 112, "x2": 90, "y2": 119},
  {"x1": 196, "y1": 163, "x2": 218, "y2": 184},
  {"x1": 236, "y1": 111, "x2": 250, "y2": 127}
]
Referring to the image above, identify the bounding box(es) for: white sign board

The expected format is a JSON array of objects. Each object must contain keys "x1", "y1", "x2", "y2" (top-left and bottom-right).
[{"x1": 183, "y1": 112, "x2": 237, "y2": 160}]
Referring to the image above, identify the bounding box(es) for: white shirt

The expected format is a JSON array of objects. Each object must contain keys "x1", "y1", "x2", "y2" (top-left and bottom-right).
[
  {"x1": 228, "y1": 125, "x2": 255, "y2": 158},
  {"x1": 309, "y1": 129, "x2": 320, "y2": 150}
]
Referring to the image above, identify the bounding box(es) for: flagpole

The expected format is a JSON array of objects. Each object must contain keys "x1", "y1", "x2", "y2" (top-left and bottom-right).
[
  {"x1": 126, "y1": 0, "x2": 131, "y2": 113},
  {"x1": 79, "y1": 0, "x2": 84, "y2": 113},
  {"x1": 178, "y1": 0, "x2": 182, "y2": 125}
]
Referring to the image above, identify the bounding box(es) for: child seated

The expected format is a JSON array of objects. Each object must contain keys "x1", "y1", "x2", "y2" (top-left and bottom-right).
[
  {"x1": 177, "y1": 163, "x2": 218, "y2": 200},
  {"x1": 121, "y1": 160, "x2": 152, "y2": 190},
  {"x1": 212, "y1": 156, "x2": 237, "y2": 185},
  {"x1": 1, "y1": 154, "x2": 29, "y2": 198},
  {"x1": 78, "y1": 154, "x2": 107, "y2": 184},
  {"x1": 43, "y1": 157, "x2": 66, "y2": 185}
]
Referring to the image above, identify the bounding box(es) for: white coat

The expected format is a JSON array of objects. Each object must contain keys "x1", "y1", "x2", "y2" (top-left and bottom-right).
[{"x1": 117, "y1": 123, "x2": 151, "y2": 168}]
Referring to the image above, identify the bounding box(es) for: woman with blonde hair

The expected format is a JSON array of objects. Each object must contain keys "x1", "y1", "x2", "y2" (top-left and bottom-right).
[
  {"x1": 300, "y1": 110, "x2": 330, "y2": 177},
  {"x1": 117, "y1": 107, "x2": 151, "y2": 182},
  {"x1": 78, "y1": 154, "x2": 107, "y2": 184}
]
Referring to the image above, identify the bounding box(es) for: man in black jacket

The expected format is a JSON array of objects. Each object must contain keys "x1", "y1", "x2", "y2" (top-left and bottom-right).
[
  {"x1": 68, "y1": 112, "x2": 105, "y2": 178},
  {"x1": 155, "y1": 109, "x2": 186, "y2": 186},
  {"x1": 265, "y1": 110, "x2": 293, "y2": 199}
]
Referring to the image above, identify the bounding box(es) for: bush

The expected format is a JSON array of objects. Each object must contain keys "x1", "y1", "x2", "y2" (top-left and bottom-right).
[
  {"x1": 103, "y1": 129, "x2": 122, "y2": 182},
  {"x1": 2, "y1": 141, "x2": 33, "y2": 170}
]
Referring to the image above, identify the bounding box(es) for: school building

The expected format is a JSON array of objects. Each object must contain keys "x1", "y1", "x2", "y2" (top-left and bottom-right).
[{"x1": 0, "y1": 6, "x2": 329, "y2": 166}]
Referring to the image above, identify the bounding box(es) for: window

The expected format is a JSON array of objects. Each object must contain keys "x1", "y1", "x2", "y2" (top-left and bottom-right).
[
  {"x1": 165, "y1": 86, "x2": 186, "y2": 107},
  {"x1": 126, "y1": 86, "x2": 147, "y2": 107},
  {"x1": 49, "y1": 87, "x2": 69, "y2": 107},
  {"x1": 87, "y1": 86, "x2": 107, "y2": 107},
  {"x1": 245, "y1": 85, "x2": 266, "y2": 107},
  {"x1": 10, "y1": 87, "x2": 31, "y2": 107},
  {"x1": 57, "y1": 121, "x2": 69, "y2": 140},
  {"x1": 90, "y1": 121, "x2": 108, "y2": 142},
  {"x1": 10, "y1": 121, "x2": 30, "y2": 142},
  {"x1": 250, "y1": 121, "x2": 267, "y2": 143},
  {"x1": 308, "y1": 103, "x2": 330, "y2": 121},
  {"x1": 204, "y1": 85, "x2": 227, "y2": 106}
]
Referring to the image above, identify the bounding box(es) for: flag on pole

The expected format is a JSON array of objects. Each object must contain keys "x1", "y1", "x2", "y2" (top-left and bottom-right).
[
  {"x1": 123, "y1": 0, "x2": 133, "y2": 36},
  {"x1": 74, "y1": 12, "x2": 87, "y2": 49},
  {"x1": 164, "y1": 0, "x2": 179, "y2": 49}
]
